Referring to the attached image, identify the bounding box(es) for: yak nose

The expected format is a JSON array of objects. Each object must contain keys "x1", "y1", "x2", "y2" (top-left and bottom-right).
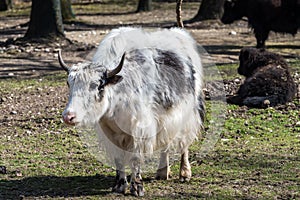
[{"x1": 63, "y1": 112, "x2": 76, "y2": 126}]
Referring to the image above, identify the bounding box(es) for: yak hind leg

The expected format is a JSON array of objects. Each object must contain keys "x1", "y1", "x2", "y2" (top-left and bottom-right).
[
  {"x1": 112, "y1": 159, "x2": 128, "y2": 194},
  {"x1": 156, "y1": 151, "x2": 171, "y2": 180},
  {"x1": 155, "y1": 151, "x2": 171, "y2": 180},
  {"x1": 255, "y1": 29, "x2": 269, "y2": 48},
  {"x1": 179, "y1": 149, "x2": 191, "y2": 182},
  {"x1": 243, "y1": 95, "x2": 279, "y2": 108},
  {"x1": 129, "y1": 157, "x2": 144, "y2": 197},
  {"x1": 226, "y1": 95, "x2": 244, "y2": 106}
]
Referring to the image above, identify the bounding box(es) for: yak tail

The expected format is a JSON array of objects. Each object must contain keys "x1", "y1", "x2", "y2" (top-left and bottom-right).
[{"x1": 197, "y1": 93, "x2": 206, "y2": 125}]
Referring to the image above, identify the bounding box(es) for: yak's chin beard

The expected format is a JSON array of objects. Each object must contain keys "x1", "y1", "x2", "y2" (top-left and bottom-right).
[{"x1": 75, "y1": 112, "x2": 101, "y2": 128}]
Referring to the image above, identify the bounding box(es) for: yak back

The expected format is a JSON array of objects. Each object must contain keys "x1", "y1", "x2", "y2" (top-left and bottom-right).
[
  {"x1": 238, "y1": 47, "x2": 289, "y2": 77},
  {"x1": 222, "y1": 0, "x2": 300, "y2": 32}
]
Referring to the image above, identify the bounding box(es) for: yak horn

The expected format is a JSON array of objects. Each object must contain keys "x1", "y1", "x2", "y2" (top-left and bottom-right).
[
  {"x1": 58, "y1": 49, "x2": 70, "y2": 72},
  {"x1": 107, "y1": 53, "x2": 126, "y2": 78}
]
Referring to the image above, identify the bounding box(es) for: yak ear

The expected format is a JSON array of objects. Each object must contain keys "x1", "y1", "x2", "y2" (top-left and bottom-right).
[{"x1": 107, "y1": 75, "x2": 123, "y2": 85}]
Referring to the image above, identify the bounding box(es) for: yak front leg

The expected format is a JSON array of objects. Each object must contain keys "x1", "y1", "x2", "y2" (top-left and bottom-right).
[
  {"x1": 112, "y1": 158, "x2": 128, "y2": 194},
  {"x1": 129, "y1": 157, "x2": 144, "y2": 197},
  {"x1": 156, "y1": 151, "x2": 171, "y2": 180},
  {"x1": 179, "y1": 149, "x2": 191, "y2": 182}
]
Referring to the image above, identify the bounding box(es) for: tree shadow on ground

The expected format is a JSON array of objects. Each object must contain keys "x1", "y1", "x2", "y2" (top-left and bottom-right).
[
  {"x1": 0, "y1": 55, "x2": 63, "y2": 79},
  {"x1": 268, "y1": 44, "x2": 300, "y2": 49},
  {"x1": 203, "y1": 44, "x2": 300, "y2": 60},
  {"x1": 0, "y1": 175, "x2": 114, "y2": 199},
  {"x1": 203, "y1": 44, "x2": 243, "y2": 55},
  {"x1": 63, "y1": 20, "x2": 175, "y2": 32},
  {"x1": 76, "y1": 11, "x2": 137, "y2": 16}
]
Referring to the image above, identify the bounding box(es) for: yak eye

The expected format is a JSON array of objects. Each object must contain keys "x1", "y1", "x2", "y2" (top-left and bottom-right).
[{"x1": 89, "y1": 82, "x2": 98, "y2": 91}]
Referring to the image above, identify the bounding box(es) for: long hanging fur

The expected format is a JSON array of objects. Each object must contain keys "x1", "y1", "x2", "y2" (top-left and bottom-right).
[{"x1": 63, "y1": 27, "x2": 204, "y2": 165}]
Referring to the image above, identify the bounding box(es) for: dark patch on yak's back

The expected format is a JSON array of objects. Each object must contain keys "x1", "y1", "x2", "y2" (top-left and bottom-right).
[
  {"x1": 154, "y1": 49, "x2": 187, "y2": 87},
  {"x1": 154, "y1": 49, "x2": 185, "y2": 73},
  {"x1": 153, "y1": 49, "x2": 194, "y2": 110}
]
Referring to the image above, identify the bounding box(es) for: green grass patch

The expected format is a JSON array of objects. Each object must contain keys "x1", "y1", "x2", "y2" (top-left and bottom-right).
[
  {"x1": 216, "y1": 63, "x2": 242, "y2": 80},
  {"x1": 289, "y1": 59, "x2": 300, "y2": 72},
  {"x1": 0, "y1": 73, "x2": 66, "y2": 94}
]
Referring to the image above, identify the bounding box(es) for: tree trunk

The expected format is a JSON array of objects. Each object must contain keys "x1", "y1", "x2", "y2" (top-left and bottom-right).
[
  {"x1": 25, "y1": 0, "x2": 64, "y2": 40},
  {"x1": 0, "y1": 0, "x2": 13, "y2": 11},
  {"x1": 189, "y1": 0, "x2": 225, "y2": 23},
  {"x1": 61, "y1": 0, "x2": 75, "y2": 22},
  {"x1": 136, "y1": 0, "x2": 152, "y2": 12},
  {"x1": 176, "y1": 0, "x2": 184, "y2": 27}
]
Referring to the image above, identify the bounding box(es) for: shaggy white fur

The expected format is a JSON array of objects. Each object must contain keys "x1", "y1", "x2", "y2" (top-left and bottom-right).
[{"x1": 62, "y1": 27, "x2": 204, "y2": 196}]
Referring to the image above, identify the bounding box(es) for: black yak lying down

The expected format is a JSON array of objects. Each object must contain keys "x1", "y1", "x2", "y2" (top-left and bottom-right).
[{"x1": 227, "y1": 47, "x2": 296, "y2": 108}]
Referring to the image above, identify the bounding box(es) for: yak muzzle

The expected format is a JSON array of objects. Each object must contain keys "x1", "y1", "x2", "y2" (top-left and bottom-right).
[{"x1": 62, "y1": 111, "x2": 77, "y2": 126}]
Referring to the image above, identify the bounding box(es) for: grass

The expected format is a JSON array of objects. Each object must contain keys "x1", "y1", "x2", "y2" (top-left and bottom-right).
[{"x1": 216, "y1": 63, "x2": 242, "y2": 80}]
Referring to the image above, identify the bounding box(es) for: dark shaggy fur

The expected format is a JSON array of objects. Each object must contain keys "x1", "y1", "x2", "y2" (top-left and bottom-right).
[
  {"x1": 221, "y1": 0, "x2": 300, "y2": 48},
  {"x1": 227, "y1": 47, "x2": 296, "y2": 108}
]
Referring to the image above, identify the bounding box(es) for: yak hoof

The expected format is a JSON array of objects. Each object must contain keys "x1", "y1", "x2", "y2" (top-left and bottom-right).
[
  {"x1": 130, "y1": 179, "x2": 144, "y2": 197},
  {"x1": 112, "y1": 178, "x2": 128, "y2": 194},
  {"x1": 155, "y1": 166, "x2": 171, "y2": 180},
  {"x1": 179, "y1": 166, "x2": 191, "y2": 182},
  {"x1": 179, "y1": 176, "x2": 191, "y2": 182}
]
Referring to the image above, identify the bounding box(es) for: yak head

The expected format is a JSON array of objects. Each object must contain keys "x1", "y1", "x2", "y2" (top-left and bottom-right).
[
  {"x1": 238, "y1": 47, "x2": 287, "y2": 78},
  {"x1": 238, "y1": 47, "x2": 276, "y2": 77},
  {"x1": 221, "y1": 0, "x2": 245, "y2": 24},
  {"x1": 58, "y1": 50, "x2": 125, "y2": 127},
  {"x1": 238, "y1": 47, "x2": 261, "y2": 77}
]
